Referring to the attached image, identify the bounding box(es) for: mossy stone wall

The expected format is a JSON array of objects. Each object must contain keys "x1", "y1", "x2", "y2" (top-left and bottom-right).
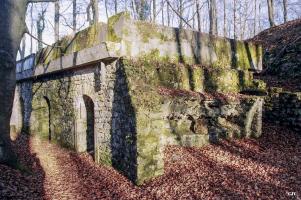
[
  {"x1": 16, "y1": 62, "x2": 119, "y2": 166},
  {"x1": 265, "y1": 88, "x2": 301, "y2": 132},
  {"x1": 121, "y1": 59, "x2": 264, "y2": 184}
]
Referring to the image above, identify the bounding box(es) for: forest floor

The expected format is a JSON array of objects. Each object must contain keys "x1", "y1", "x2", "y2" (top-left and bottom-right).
[{"x1": 0, "y1": 122, "x2": 300, "y2": 200}]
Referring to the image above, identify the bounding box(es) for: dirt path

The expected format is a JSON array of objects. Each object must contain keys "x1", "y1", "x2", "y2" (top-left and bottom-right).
[
  {"x1": 29, "y1": 136, "x2": 142, "y2": 200},
  {"x1": 1, "y1": 122, "x2": 300, "y2": 199}
]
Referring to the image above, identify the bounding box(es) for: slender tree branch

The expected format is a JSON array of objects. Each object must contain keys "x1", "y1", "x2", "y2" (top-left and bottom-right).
[
  {"x1": 25, "y1": 29, "x2": 61, "y2": 48},
  {"x1": 166, "y1": 0, "x2": 192, "y2": 28}
]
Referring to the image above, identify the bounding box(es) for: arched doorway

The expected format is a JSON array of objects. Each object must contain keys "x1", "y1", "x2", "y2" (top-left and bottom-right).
[
  {"x1": 31, "y1": 96, "x2": 51, "y2": 140},
  {"x1": 83, "y1": 95, "x2": 95, "y2": 158},
  {"x1": 43, "y1": 97, "x2": 51, "y2": 141}
]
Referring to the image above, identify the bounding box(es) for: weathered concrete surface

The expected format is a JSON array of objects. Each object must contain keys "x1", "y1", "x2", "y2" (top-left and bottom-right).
[
  {"x1": 120, "y1": 59, "x2": 263, "y2": 184},
  {"x1": 11, "y1": 12, "x2": 265, "y2": 185},
  {"x1": 17, "y1": 12, "x2": 262, "y2": 81}
]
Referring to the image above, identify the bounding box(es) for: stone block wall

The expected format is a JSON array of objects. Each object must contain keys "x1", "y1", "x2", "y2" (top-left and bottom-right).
[
  {"x1": 13, "y1": 61, "x2": 120, "y2": 166},
  {"x1": 265, "y1": 88, "x2": 301, "y2": 132}
]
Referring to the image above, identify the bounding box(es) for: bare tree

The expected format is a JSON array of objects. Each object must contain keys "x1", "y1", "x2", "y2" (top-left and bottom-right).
[
  {"x1": 91, "y1": 0, "x2": 99, "y2": 23},
  {"x1": 167, "y1": 0, "x2": 170, "y2": 26},
  {"x1": 37, "y1": 8, "x2": 46, "y2": 51},
  {"x1": 223, "y1": 0, "x2": 226, "y2": 37},
  {"x1": 30, "y1": 4, "x2": 34, "y2": 54},
  {"x1": 196, "y1": 0, "x2": 201, "y2": 32},
  {"x1": 254, "y1": 0, "x2": 257, "y2": 36},
  {"x1": 54, "y1": 0, "x2": 60, "y2": 41},
  {"x1": 161, "y1": 0, "x2": 164, "y2": 25},
  {"x1": 178, "y1": 0, "x2": 184, "y2": 28},
  {"x1": 153, "y1": 0, "x2": 156, "y2": 22},
  {"x1": 283, "y1": 0, "x2": 288, "y2": 22},
  {"x1": 134, "y1": 0, "x2": 150, "y2": 20},
  {"x1": 233, "y1": 0, "x2": 237, "y2": 39},
  {"x1": 209, "y1": 0, "x2": 217, "y2": 35},
  {"x1": 114, "y1": 0, "x2": 118, "y2": 14},
  {"x1": 0, "y1": 0, "x2": 57, "y2": 166},
  {"x1": 73, "y1": 0, "x2": 77, "y2": 34},
  {"x1": 105, "y1": 0, "x2": 109, "y2": 19},
  {"x1": 267, "y1": 0, "x2": 275, "y2": 27},
  {"x1": 87, "y1": 0, "x2": 99, "y2": 25}
]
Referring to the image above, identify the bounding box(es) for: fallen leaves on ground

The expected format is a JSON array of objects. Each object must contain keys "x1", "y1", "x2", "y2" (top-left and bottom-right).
[{"x1": 1, "y1": 122, "x2": 300, "y2": 199}]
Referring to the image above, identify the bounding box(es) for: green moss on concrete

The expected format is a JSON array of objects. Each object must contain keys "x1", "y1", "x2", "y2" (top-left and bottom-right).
[
  {"x1": 123, "y1": 56, "x2": 206, "y2": 93},
  {"x1": 135, "y1": 21, "x2": 172, "y2": 43},
  {"x1": 205, "y1": 69, "x2": 240, "y2": 93},
  {"x1": 191, "y1": 67, "x2": 205, "y2": 92},
  {"x1": 107, "y1": 12, "x2": 131, "y2": 42},
  {"x1": 212, "y1": 38, "x2": 232, "y2": 68},
  {"x1": 36, "y1": 22, "x2": 106, "y2": 65}
]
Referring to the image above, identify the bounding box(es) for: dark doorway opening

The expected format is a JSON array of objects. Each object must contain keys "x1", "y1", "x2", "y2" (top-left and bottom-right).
[
  {"x1": 20, "y1": 97, "x2": 26, "y2": 133},
  {"x1": 83, "y1": 95, "x2": 95, "y2": 159},
  {"x1": 43, "y1": 96, "x2": 51, "y2": 141}
]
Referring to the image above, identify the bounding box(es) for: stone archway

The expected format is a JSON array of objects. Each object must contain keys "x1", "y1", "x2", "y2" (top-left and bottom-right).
[
  {"x1": 43, "y1": 97, "x2": 51, "y2": 141},
  {"x1": 75, "y1": 95, "x2": 95, "y2": 159},
  {"x1": 31, "y1": 96, "x2": 51, "y2": 140}
]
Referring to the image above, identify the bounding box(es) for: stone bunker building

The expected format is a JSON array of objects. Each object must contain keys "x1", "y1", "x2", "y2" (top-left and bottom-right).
[{"x1": 10, "y1": 12, "x2": 265, "y2": 184}]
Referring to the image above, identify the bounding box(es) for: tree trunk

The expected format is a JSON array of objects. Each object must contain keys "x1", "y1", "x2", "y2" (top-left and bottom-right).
[
  {"x1": 254, "y1": 0, "x2": 257, "y2": 36},
  {"x1": 0, "y1": 0, "x2": 57, "y2": 166},
  {"x1": 161, "y1": 0, "x2": 164, "y2": 25},
  {"x1": 223, "y1": 0, "x2": 226, "y2": 37},
  {"x1": 114, "y1": 0, "x2": 118, "y2": 14},
  {"x1": 87, "y1": 3, "x2": 91, "y2": 25},
  {"x1": 37, "y1": 10, "x2": 46, "y2": 51},
  {"x1": 0, "y1": 0, "x2": 27, "y2": 166},
  {"x1": 105, "y1": 0, "x2": 109, "y2": 19},
  {"x1": 196, "y1": 0, "x2": 201, "y2": 32},
  {"x1": 267, "y1": 0, "x2": 275, "y2": 27},
  {"x1": 30, "y1": 4, "x2": 33, "y2": 54},
  {"x1": 54, "y1": 0, "x2": 60, "y2": 41},
  {"x1": 178, "y1": 0, "x2": 183, "y2": 28},
  {"x1": 153, "y1": 0, "x2": 156, "y2": 23},
  {"x1": 283, "y1": 0, "x2": 287, "y2": 22},
  {"x1": 131, "y1": 0, "x2": 137, "y2": 19},
  {"x1": 259, "y1": 2, "x2": 262, "y2": 31},
  {"x1": 209, "y1": 0, "x2": 217, "y2": 35},
  {"x1": 167, "y1": 1, "x2": 170, "y2": 26},
  {"x1": 73, "y1": 0, "x2": 77, "y2": 34},
  {"x1": 135, "y1": 0, "x2": 150, "y2": 21},
  {"x1": 233, "y1": 0, "x2": 237, "y2": 39},
  {"x1": 91, "y1": 0, "x2": 99, "y2": 24}
]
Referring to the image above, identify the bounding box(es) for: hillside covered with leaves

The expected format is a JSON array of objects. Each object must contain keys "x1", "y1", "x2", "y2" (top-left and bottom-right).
[{"x1": 251, "y1": 19, "x2": 301, "y2": 91}]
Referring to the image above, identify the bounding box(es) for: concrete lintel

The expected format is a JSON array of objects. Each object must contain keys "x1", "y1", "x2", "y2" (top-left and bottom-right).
[
  {"x1": 16, "y1": 42, "x2": 120, "y2": 80},
  {"x1": 34, "y1": 42, "x2": 120, "y2": 76}
]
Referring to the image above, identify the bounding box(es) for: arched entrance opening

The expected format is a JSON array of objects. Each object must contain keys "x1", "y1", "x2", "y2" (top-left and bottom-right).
[
  {"x1": 31, "y1": 96, "x2": 51, "y2": 140},
  {"x1": 43, "y1": 97, "x2": 51, "y2": 141},
  {"x1": 83, "y1": 95, "x2": 95, "y2": 158}
]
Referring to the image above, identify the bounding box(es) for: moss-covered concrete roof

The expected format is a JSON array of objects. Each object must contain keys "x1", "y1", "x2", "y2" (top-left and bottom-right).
[{"x1": 18, "y1": 12, "x2": 263, "y2": 79}]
